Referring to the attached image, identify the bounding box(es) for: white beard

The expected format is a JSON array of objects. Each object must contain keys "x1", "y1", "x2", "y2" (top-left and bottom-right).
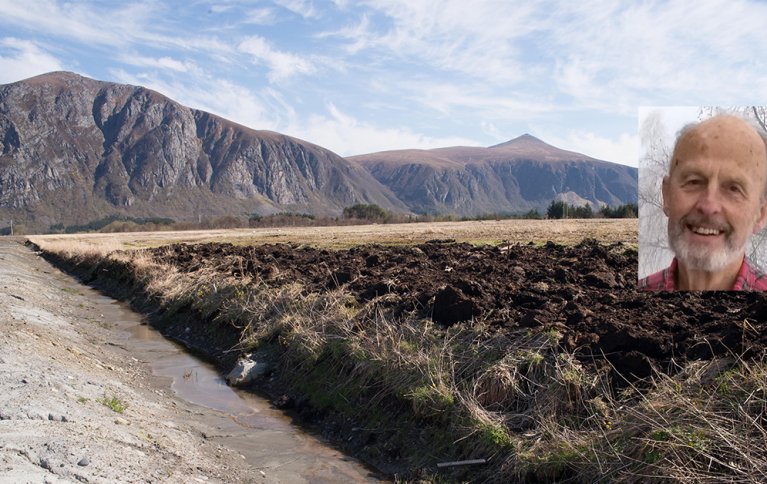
[{"x1": 668, "y1": 219, "x2": 746, "y2": 272}]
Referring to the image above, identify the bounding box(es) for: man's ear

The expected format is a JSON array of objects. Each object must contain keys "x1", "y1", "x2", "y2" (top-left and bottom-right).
[
  {"x1": 661, "y1": 176, "x2": 671, "y2": 217},
  {"x1": 753, "y1": 197, "x2": 767, "y2": 234}
]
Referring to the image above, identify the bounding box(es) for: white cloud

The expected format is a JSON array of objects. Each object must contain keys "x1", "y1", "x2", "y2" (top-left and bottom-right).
[
  {"x1": 331, "y1": 0, "x2": 350, "y2": 9},
  {"x1": 318, "y1": 14, "x2": 372, "y2": 54},
  {"x1": 293, "y1": 103, "x2": 478, "y2": 156},
  {"x1": 117, "y1": 54, "x2": 201, "y2": 74},
  {"x1": 209, "y1": 5, "x2": 233, "y2": 14},
  {"x1": 543, "y1": 130, "x2": 639, "y2": 167},
  {"x1": 0, "y1": 0, "x2": 236, "y2": 62},
  {"x1": 0, "y1": 0, "x2": 152, "y2": 48},
  {"x1": 328, "y1": 0, "x2": 542, "y2": 83},
  {"x1": 244, "y1": 8, "x2": 277, "y2": 24},
  {"x1": 480, "y1": 121, "x2": 503, "y2": 140},
  {"x1": 0, "y1": 38, "x2": 64, "y2": 83},
  {"x1": 328, "y1": 0, "x2": 767, "y2": 113},
  {"x1": 238, "y1": 36, "x2": 315, "y2": 82},
  {"x1": 392, "y1": 79, "x2": 560, "y2": 122},
  {"x1": 548, "y1": 1, "x2": 767, "y2": 107},
  {"x1": 108, "y1": 68, "x2": 291, "y2": 132},
  {"x1": 272, "y1": 0, "x2": 319, "y2": 19}
]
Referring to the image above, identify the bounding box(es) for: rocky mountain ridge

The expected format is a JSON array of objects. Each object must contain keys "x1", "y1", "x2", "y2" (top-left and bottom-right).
[
  {"x1": 349, "y1": 134, "x2": 637, "y2": 215},
  {"x1": 0, "y1": 71, "x2": 405, "y2": 231}
]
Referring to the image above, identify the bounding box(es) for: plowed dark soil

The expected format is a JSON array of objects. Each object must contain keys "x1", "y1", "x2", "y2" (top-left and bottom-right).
[{"x1": 149, "y1": 239, "x2": 767, "y2": 380}]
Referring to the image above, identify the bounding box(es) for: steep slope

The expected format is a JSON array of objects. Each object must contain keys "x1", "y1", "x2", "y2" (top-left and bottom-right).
[
  {"x1": 350, "y1": 134, "x2": 637, "y2": 215},
  {"x1": 0, "y1": 72, "x2": 405, "y2": 231}
]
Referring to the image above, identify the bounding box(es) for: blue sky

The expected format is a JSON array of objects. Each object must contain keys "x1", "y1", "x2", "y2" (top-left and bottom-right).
[{"x1": 1, "y1": 1, "x2": 766, "y2": 167}]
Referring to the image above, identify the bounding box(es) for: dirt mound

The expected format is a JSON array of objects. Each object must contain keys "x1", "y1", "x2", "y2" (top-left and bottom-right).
[{"x1": 149, "y1": 240, "x2": 767, "y2": 380}]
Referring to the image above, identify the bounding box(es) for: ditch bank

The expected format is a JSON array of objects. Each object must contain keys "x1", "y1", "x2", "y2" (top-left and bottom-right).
[
  {"x1": 29, "y1": 242, "x2": 412, "y2": 479},
  {"x1": 30, "y1": 238, "x2": 767, "y2": 483},
  {"x1": 2, "y1": 238, "x2": 380, "y2": 483}
]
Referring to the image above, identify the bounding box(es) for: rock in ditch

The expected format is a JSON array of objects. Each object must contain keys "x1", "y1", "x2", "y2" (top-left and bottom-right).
[
  {"x1": 272, "y1": 394, "x2": 294, "y2": 409},
  {"x1": 225, "y1": 354, "x2": 270, "y2": 387}
]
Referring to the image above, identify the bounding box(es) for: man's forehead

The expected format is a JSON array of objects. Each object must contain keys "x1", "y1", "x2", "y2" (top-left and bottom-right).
[{"x1": 672, "y1": 116, "x2": 767, "y2": 174}]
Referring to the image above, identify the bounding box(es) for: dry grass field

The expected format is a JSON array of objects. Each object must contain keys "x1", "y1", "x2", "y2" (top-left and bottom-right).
[
  {"x1": 27, "y1": 217, "x2": 767, "y2": 482},
  {"x1": 29, "y1": 218, "x2": 637, "y2": 252}
]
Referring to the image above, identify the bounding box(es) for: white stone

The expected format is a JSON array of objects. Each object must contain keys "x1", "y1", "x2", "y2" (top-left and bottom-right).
[{"x1": 225, "y1": 356, "x2": 269, "y2": 387}]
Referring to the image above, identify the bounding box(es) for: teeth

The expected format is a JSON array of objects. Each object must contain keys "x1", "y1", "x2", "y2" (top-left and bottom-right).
[{"x1": 691, "y1": 226, "x2": 721, "y2": 235}]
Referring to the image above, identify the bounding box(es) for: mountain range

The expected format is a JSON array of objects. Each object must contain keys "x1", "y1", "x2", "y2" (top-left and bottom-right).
[
  {"x1": 0, "y1": 72, "x2": 636, "y2": 232},
  {"x1": 350, "y1": 135, "x2": 636, "y2": 216}
]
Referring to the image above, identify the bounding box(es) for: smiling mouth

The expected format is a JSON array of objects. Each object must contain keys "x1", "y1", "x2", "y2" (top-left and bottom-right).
[{"x1": 688, "y1": 225, "x2": 723, "y2": 236}]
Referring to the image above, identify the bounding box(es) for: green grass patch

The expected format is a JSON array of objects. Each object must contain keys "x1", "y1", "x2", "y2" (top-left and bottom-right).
[{"x1": 97, "y1": 394, "x2": 128, "y2": 413}]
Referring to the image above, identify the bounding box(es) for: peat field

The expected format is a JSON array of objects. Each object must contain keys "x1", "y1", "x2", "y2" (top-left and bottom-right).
[{"x1": 149, "y1": 239, "x2": 767, "y2": 381}]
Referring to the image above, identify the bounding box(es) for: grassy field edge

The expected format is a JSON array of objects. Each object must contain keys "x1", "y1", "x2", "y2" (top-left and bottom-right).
[{"x1": 27, "y1": 239, "x2": 767, "y2": 483}]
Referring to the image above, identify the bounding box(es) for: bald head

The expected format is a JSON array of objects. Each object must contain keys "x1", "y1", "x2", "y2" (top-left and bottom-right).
[{"x1": 670, "y1": 115, "x2": 767, "y2": 199}]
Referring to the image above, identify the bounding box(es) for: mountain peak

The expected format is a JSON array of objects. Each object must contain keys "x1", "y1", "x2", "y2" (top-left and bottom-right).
[
  {"x1": 489, "y1": 133, "x2": 546, "y2": 149},
  {"x1": 9, "y1": 71, "x2": 99, "y2": 89},
  {"x1": 513, "y1": 133, "x2": 542, "y2": 142},
  {"x1": 23, "y1": 70, "x2": 84, "y2": 82}
]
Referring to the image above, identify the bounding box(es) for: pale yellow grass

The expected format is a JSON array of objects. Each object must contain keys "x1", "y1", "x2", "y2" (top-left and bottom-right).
[
  {"x1": 27, "y1": 238, "x2": 126, "y2": 257},
  {"x1": 28, "y1": 218, "x2": 636, "y2": 253}
]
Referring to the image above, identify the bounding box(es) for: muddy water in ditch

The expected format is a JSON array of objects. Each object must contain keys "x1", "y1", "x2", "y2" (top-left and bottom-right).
[{"x1": 87, "y1": 290, "x2": 384, "y2": 483}]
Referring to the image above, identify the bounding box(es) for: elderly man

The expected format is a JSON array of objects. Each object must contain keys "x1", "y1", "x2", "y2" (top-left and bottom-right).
[{"x1": 639, "y1": 114, "x2": 767, "y2": 290}]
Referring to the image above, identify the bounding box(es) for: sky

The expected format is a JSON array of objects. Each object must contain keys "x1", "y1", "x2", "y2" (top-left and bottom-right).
[
  {"x1": 638, "y1": 106, "x2": 700, "y2": 159},
  {"x1": 2, "y1": 1, "x2": 767, "y2": 168}
]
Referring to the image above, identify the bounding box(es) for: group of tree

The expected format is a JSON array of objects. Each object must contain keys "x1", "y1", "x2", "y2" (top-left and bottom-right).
[
  {"x1": 545, "y1": 201, "x2": 593, "y2": 219},
  {"x1": 248, "y1": 212, "x2": 317, "y2": 228},
  {"x1": 343, "y1": 202, "x2": 637, "y2": 223},
  {"x1": 600, "y1": 203, "x2": 637, "y2": 218},
  {"x1": 342, "y1": 203, "x2": 393, "y2": 222},
  {"x1": 545, "y1": 201, "x2": 637, "y2": 220}
]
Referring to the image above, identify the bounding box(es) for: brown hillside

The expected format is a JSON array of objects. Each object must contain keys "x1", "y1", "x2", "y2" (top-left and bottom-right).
[
  {"x1": 0, "y1": 72, "x2": 406, "y2": 232},
  {"x1": 350, "y1": 134, "x2": 637, "y2": 216}
]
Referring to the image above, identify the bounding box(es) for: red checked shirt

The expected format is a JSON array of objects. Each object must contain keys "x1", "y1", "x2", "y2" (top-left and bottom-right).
[{"x1": 638, "y1": 257, "x2": 767, "y2": 291}]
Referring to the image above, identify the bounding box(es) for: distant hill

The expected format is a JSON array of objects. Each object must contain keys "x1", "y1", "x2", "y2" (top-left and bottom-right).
[
  {"x1": 0, "y1": 71, "x2": 637, "y2": 233},
  {"x1": 349, "y1": 134, "x2": 637, "y2": 216},
  {"x1": 0, "y1": 71, "x2": 406, "y2": 232}
]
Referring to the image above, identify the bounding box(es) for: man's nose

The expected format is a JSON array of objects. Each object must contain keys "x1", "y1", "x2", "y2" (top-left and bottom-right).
[{"x1": 694, "y1": 185, "x2": 723, "y2": 215}]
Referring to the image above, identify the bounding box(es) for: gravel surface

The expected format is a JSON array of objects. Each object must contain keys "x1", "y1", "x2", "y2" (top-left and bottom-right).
[{"x1": 0, "y1": 239, "x2": 379, "y2": 483}]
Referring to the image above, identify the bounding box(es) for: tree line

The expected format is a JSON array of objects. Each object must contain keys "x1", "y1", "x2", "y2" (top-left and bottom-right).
[
  {"x1": 339, "y1": 202, "x2": 637, "y2": 222},
  {"x1": 545, "y1": 201, "x2": 637, "y2": 219},
  {"x1": 36, "y1": 201, "x2": 637, "y2": 234}
]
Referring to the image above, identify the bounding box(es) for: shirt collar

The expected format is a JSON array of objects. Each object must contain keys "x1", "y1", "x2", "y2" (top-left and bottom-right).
[{"x1": 668, "y1": 256, "x2": 752, "y2": 290}]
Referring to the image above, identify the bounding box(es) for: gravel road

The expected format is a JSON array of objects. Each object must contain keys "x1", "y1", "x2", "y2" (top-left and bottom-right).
[{"x1": 0, "y1": 239, "x2": 378, "y2": 483}]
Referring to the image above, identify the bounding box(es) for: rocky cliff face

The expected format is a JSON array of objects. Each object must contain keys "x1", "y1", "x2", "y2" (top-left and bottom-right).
[
  {"x1": 349, "y1": 134, "x2": 637, "y2": 215},
  {"x1": 0, "y1": 72, "x2": 405, "y2": 231}
]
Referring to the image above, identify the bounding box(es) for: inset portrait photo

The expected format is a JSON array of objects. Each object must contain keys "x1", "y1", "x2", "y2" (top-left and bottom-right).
[{"x1": 638, "y1": 107, "x2": 767, "y2": 291}]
